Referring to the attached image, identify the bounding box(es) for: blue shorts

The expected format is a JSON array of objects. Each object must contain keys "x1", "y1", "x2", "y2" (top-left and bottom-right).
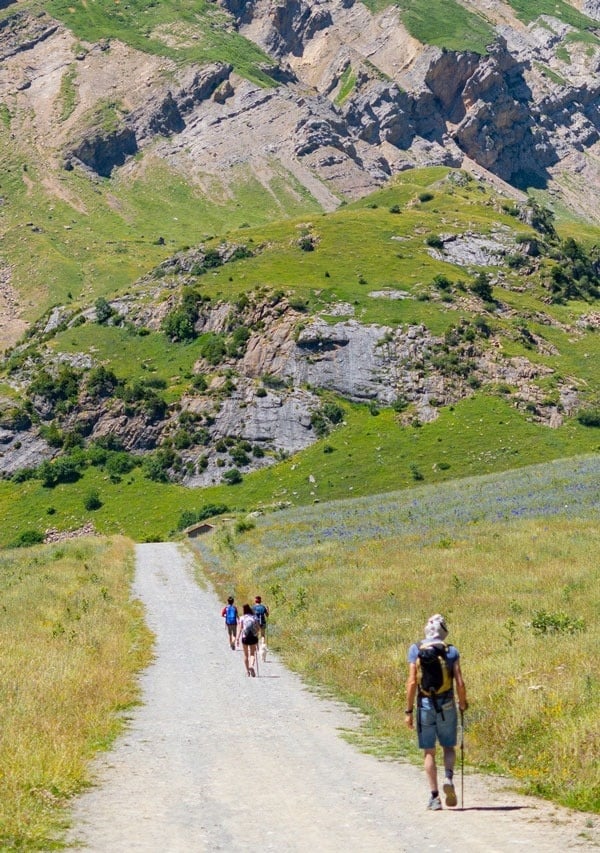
[{"x1": 417, "y1": 697, "x2": 457, "y2": 750}]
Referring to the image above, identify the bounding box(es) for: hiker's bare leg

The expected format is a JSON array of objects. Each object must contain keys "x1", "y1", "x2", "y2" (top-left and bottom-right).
[
  {"x1": 442, "y1": 746, "x2": 456, "y2": 776},
  {"x1": 424, "y1": 748, "x2": 438, "y2": 791},
  {"x1": 243, "y1": 645, "x2": 250, "y2": 673}
]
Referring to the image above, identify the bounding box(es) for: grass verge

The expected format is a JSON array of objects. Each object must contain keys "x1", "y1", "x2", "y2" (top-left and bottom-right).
[{"x1": 0, "y1": 537, "x2": 152, "y2": 849}]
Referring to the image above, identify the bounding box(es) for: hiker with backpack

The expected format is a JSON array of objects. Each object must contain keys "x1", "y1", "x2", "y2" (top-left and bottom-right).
[
  {"x1": 405, "y1": 614, "x2": 468, "y2": 811},
  {"x1": 252, "y1": 595, "x2": 269, "y2": 640},
  {"x1": 221, "y1": 596, "x2": 238, "y2": 650},
  {"x1": 236, "y1": 603, "x2": 260, "y2": 677}
]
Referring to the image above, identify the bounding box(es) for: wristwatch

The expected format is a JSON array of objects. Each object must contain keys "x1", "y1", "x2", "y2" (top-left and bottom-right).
[{"x1": 404, "y1": 709, "x2": 413, "y2": 714}]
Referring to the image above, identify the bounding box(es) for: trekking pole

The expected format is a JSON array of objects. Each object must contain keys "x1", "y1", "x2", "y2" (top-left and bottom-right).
[{"x1": 460, "y1": 709, "x2": 465, "y2": 810}]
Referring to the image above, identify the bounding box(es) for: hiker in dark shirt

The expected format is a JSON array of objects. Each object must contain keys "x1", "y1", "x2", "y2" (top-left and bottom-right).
[
  {"x1": 405, "y1": 614, "x2": 468, "y2": 811},
  {"x1": 252, "y1": 595, "x2": 269, "y2": 641}
]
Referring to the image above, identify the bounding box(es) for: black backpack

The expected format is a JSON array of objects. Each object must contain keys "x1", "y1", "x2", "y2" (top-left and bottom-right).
[{"x1": 416, "y1": 642, "x2": 453, "y2": 697}]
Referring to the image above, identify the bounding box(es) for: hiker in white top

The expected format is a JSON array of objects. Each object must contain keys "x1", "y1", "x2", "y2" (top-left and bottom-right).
[{"x1": 236, "y1": 603, "x2": 259, "y2": 677}]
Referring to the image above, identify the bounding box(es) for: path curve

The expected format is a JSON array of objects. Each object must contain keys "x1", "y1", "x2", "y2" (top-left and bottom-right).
[{"x1": 67, "y1": 543, "x2": 596, "y2": 851}]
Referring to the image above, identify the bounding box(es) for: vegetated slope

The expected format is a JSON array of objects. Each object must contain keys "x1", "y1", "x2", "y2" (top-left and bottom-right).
[
  {"x1": 2, "y1": 0, "x2": 600, "y2": 347},
  {"x1": 0, "y1": 166, "x2": 599, "y2": 546},
  {"x1": 194, "y1": 465, "x2": 600, "y2": 815}
]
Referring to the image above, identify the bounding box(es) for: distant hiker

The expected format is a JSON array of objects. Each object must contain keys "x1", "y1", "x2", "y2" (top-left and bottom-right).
[
  {"x1": 237, "y1": 603, "x2": 259, "y2": 677},
  {"x1": 252, "y1": 595, "x2": 269, "y2": 641},
  {"x1": 405, "y1": 614, "x2": 468, "y2": 811},
  {"x1": 221, "y1": 596, "x2": 238, "y2": 650}
]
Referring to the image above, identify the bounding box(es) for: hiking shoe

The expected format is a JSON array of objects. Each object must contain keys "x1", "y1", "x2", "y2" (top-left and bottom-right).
[
  {"x1": 443, "y1": 780, "x2": 457, "y2": 807},
  {"x1": 427, "y1": 794, "x2": 442, "y2": 811},
  {"x1": 250, "y1": 666, "x2": 256, "y2": 677}
]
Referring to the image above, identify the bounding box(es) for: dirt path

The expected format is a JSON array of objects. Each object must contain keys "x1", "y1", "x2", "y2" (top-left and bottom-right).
[{"x1": 66, "y1": 543, "x2": 597, "y2": 852}]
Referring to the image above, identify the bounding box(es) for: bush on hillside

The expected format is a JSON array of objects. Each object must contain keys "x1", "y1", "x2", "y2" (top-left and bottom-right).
[
  {"x1": 37, "y1": 457, "x2": 82, "y2": 488},
  {"x1": 577, "y1": 408, "x2": 600, "y2": 427},
  {"x1": 12, "y1": 530, "x2": 44, "y2": 548},
  {"x1": 176, "y1": 503, "x2": 230, "y2": 531}
]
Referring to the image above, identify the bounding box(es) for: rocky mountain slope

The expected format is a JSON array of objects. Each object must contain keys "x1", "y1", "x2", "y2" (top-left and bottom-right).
[{"x1": 1, "y1": 0, "x2": 600, "y2": 496}]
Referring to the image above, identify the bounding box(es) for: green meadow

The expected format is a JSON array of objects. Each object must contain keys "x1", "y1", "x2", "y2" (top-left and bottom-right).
[{"x1": 2, "y1": 399, "x2": 600, "y2": 548}]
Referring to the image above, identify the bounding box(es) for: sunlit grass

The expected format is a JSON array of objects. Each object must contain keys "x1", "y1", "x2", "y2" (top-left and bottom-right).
[
  {"x1": 195, "y1": 475, "x2": 600, "y2": 813},
  {"x1": 0, "y1": 537, "x2": 152, "y2": 848}
]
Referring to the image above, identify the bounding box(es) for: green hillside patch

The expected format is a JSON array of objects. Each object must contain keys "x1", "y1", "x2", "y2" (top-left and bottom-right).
[
  {"x1": 4, "y1": 393, "x2": 598, "y2": 548},
  {"x1": 0, "y1": 115, "x2": 322, "y2": 320},
  {"x1": 363, "y1": 0, "x2": 494, "y2": 54},
  {"x1": 48, "y1": 323, "x2": 203, "y2": 398},
  {"x1": 40, "y1": 0, "x2": 275, "y2": 85},
  {"x1": 504, "y1": 0, "x2": 595, "y2": 29},
  {"x1": 197, "y1": 167, "x2": 538, "y2": 328}
]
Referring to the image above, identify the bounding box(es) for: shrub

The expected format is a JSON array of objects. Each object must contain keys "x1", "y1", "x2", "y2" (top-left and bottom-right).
[
  {"x1": 471, "y1": 272, "x2": 493, "y2": 302},
  {"x1": 298, "y1": 235, "x2": 315, "y2": 251},
  {"x1": 12, "y1": 530, "x2": 44, "y2": 548},
  {"x1": 142, "y1": 449, "x2": 176, "y2": 482},
  {"x1": 229, "y1": 446, "x2": 250, "y2": 466},
  {"x1": 577, "y1": 409, "x2": 600, "y2": 427},
  {"x1": 432, "y1": 274, "x2": 452, "y2": 290},
  {"x1": 410, "y1": 463, "x2": 424, "y2": 481},
  {"x1": 105, "y1": 452, "x2": 137, "y2": 477},
  {"x1": 84, "y1": 489, "x2": 102, "y2": 511},
  {"x1": 426, "y1": 235, "x2": 444, "y2": 249},
  {"x1": 418, "y1": 191, "x2": 434, "y2": 203},
  {"x1": 94, "y1": 297, "x2": 114, "y2": 324},
  {"x1": 192, "y1": 374, "x2": 208, "y2": 392},
  {"x1": 222, "y1": 467, "x2": 243, "y2": 485},
  {"x1": 38, "y1": 457, "x2": 82, "y2": 487},
  {"x1": 288, "y1": 297, "x2": 308, "y2": 312},
  {"x1": 227, "y1": 326, "x2": 250, "y2": 358},
  {"x1": 87, "y1": 365, "x2": 118, "y2": 398},
  {"x1": 530, "y1": 610, "x2": 585, "y2": 635},
  {"x1": 198, "y1": 333, "x2": 227, "y2": 365},
  {"x1": 322, "y1": 402, "x2": 344, "y2": 424},
  {"x1": 0, "y1": 406, "x2": 32, "y2": 431}
]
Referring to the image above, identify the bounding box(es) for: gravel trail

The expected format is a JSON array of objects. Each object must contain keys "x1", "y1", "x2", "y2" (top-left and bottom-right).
[{"x1": 67, "y1": 543, "x2": 596, "y2": 852}]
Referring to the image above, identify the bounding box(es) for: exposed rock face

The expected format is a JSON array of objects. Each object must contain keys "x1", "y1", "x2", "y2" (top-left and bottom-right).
[
  {"x1": 5, "y1": 0, "x2": 600, "y2": 211},
  {"x1": 70, "y1": 63, "x2": 232, "y2": 175}
]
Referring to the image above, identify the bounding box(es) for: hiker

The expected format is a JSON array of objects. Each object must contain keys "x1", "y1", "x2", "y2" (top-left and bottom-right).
[
  {"x1": 252, "y1": 595, "x2": 269, "y2": 640},
  {"x1": 221, "y1": 596, "x2": 238, "y2": 650},
  {"x1": 237, "y1": 603, "x2": 259, "y2": 677},
  {"x1": 405, "y1": 613, "x2": 468, "y2": 811}
]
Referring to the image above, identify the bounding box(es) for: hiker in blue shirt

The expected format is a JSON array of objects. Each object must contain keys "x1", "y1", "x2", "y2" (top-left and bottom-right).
[
  {"x1": 221, "y1": 596, "x2": 238, "y2": 650},
  {"x1": 405, "y1": 614, "x2": 468, "y2": 811}
]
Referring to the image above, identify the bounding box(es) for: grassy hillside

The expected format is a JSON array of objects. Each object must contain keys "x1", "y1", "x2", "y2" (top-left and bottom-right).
[
  {"x1": 2, "y1": 167, "x2": 600, "y2": 545},
  {"x1": 192, "y1": 465, "x2": 600, "y2": 814},
  {"x1": 363, "y1": 0, "x2": 597, "y2": 53},
  {"x1": 19, "y1": 0, "x2": 275, "y2": 84}
]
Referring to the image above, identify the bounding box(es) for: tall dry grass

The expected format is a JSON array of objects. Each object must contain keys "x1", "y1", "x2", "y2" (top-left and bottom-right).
[
  {"x1": 0, "y1": 537, "x2": 152, "y2": 849},
  {"x1": 198, "y1": 516, "x2": 600, "y2": 813}
]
